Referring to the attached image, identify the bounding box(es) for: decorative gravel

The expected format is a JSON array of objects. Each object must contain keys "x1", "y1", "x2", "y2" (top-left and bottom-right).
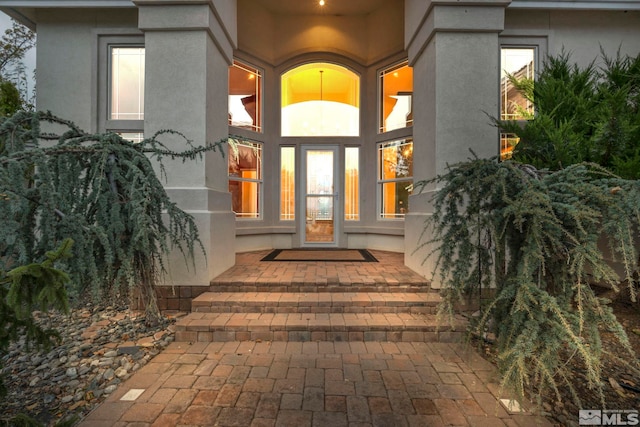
[{"x1": 0, "y1": 303, "x2": 180, "y2": 426}]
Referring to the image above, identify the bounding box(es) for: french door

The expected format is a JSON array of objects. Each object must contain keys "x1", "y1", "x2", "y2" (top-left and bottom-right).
[{"x1": 301, "y1": 145, "x2": 339, "y2": 246}]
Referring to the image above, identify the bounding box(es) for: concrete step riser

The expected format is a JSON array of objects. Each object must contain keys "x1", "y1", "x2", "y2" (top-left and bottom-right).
[
  {"x1": 193, "y1": 305, "x2": 437, "y2": 314},
  {"x1": 175, "y1": 329, "x2": 462, "y2": 343}
]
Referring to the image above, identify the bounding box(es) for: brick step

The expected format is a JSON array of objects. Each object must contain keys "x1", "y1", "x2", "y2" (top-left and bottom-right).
[
  {"x1": 174, "y1": 312, "x2": 467, "y2": 343},
  {"x1": 208, "y1": 282, "x2": 431, "y2": 293},
  {"x1": 192, "y1": 292, "x2": 442, "y2": 314}
]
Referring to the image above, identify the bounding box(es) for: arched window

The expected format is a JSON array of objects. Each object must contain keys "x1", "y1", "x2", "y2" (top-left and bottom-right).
[{"x1": 281, "y1": 62, "x2": 359, "y2": 137}]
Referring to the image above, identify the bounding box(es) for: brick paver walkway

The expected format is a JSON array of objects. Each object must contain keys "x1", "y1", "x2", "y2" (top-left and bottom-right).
[
  {"x1": 209, "y1": 250, "x2": 429, "y2": 291},
  {"x1": 78, "y1": 340, "x2": 555, "y2": 427}
]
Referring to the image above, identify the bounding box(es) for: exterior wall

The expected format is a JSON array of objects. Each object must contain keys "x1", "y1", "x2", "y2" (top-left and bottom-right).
[
  {"x1": 34, "y1": 2, "x2": 238, "y2": 287},
  {"x1": 35, "y1": 9, "x2": 139, "y2": 131},
  {"x1": 505, "y1": 9, "x2": 640, "y2": 65},
  {"x1": 404, "y1": 2, "x2": 640, "y2": 285},
  {"x1": 136, "y1": 0, "x2": 237, "y2": 285},
  {"x1": 404, "y1": 1, "x2": 510, "y2": 284},
  {"x1": 8, "y1": 0, "x2": 640, "y2": 284}
]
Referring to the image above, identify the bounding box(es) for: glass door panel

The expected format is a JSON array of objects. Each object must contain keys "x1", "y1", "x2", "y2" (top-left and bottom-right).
[{"x1": 304, "y1": 148, "x2": 337, "y2": 244}]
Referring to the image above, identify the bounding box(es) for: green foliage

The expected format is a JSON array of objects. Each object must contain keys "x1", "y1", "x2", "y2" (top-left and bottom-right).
[
  {"x1": 0, "y1": 20, "x2": 35, "y2": 112},
  {"x1": 0, "y1": 238, "x2": 72, "y2": 398},
  {"x1": 417, "y1": 156, "x2": 640, "y2": 407},
  {"x1": 500, "y1": 49, "x2": 640, "y2": 178},
  {"x1": 0, "y1": 111, "x2": 225, "y2": 323},
  {"x1": 0, "y1": 79, "x2": 22, "y2": 117}
]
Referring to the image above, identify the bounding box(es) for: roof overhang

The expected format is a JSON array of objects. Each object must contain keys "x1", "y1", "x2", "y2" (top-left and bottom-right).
[
  {"x1": 510, "y1": 0, "x2": 640, "y2": 10},
  {"x1": 0, "y1": 0, "x2": 135, "y2": 29},
  {"x1": 0, "y1": 1, "x2": 133, "y2": 6}
]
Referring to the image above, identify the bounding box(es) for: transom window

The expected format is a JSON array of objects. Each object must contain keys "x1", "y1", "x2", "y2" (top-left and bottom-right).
[
  {"x1": 379, "y1": 61, "x2": 413, "y2": 133},
  {"x1": 281, "y1": 62, "x2": 360, "y2": 137},
  {"x1": 229, "y1": 60, "x2": 262, "y2": 132},
  {"x1": 378, "y1": 139, "x2": 413, "y2": 220},
  {"x1": 229, "y1": 139, "x2": 262, "y2": 219}
]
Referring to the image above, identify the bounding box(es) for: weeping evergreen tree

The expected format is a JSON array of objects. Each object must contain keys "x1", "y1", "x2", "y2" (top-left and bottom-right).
[
  {"x1": 417, "y1": 156, "x2": 640, "y2": 407},
  {"x1": 0, "y1": 111, "x2": 225, "y2": 324}
]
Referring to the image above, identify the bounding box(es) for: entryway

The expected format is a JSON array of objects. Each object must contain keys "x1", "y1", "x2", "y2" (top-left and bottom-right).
[{"x1": 302, "y1": 146, "x2": 338, "y2": 246}]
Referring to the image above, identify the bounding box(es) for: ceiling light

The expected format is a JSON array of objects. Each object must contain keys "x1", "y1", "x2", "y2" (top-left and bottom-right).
[{"x1": 319, "y1": 0, "x2": 325, "y2": 6}]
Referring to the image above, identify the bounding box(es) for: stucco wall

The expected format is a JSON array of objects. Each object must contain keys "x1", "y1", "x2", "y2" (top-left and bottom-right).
[
  {"x1": 505, "y1": 9, "x2": 640, "y2": 64},
  {"x1": 35, "y1": 9, "x2": 139, "y2": 132}
]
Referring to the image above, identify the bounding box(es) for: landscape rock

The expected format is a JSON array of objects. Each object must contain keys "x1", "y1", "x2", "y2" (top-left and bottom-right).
[{"x1": 0, "y1": 304, "x2": 177, "y2": 426}]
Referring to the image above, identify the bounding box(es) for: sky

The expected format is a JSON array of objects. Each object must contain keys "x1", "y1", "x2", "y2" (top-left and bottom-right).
[{"x1": 0, "y1": 12, "x2": 37, "y2": 99}]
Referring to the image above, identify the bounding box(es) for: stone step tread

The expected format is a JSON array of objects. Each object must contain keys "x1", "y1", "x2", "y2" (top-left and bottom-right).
[
  {"x1": 192, "y1": 291, "x2": 442, "y2": 307},
  {"x1": 208, "y1": 284, "x2": 430, "y2": 294},
  {"x1": 175, "y1": 312, "x2": 466, "y2": 332}
]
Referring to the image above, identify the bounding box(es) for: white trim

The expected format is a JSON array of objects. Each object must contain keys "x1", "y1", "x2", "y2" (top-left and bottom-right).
[{"x1": 510, "y1": 0, "x2": 640, "y2": 10}]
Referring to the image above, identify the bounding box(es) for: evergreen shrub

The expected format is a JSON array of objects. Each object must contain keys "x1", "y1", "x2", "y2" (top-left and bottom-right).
[
  {"x1": 0, "y1": 111, "x2": 225, "y2": 324},
  {"x1": 417, "y1": 156, "x2": 640, "y2": 406}
]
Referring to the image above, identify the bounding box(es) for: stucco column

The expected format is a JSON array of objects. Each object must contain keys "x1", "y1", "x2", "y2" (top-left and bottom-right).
[
  {"x1": 404, "y1": 0, "x2": 510, "y2": 285},
  {"x1": 135, "y1": 0, "x2": 237, "y2": 286}
]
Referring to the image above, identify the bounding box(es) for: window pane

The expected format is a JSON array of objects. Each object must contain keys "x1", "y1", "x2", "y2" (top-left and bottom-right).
[
  {"x1": 229, "y1": 140, "x2": 262, "y2": 180},
  {"x1": 111, "y1": 47, "x2": 145, "y2": 120},
  {"x1": 501, "y1": 47, "x2": 535, "y2": 120},
  {"x1": 500, "y1": 133, "x2": 520, "y2": 160},
  {"x1": 345, "y1": 147, "x2": 359, "y2": 221},
  {"x1": 229, "y1": 60, "x2": 262, "y2": 132},
  {"x1": 229, "y1": 181, "x2": 260, "y2": 219},
  {"x1": 306, "y1": 150, "x2": 333, "y2": 195},
  {"x1": 379, "y1": 61, "x2": 413, "y2": 133},
  {"x1": 381, "y1": 181, "x2": 412, "y2": 219},
  {"x1": 378, "y1": 140, "x2": 413, "y2": 180},
  {"x1": 378, "y1": 139, "x2": 413, "y2": 220},
  {"x1": 281, "y1": 63, "x2": 359, "y2": 136},
  {"x1": 280, "y1": 147, "x2": 295, "y2": 221},
  {"x1": 117, "y1": 132, "x2": 144, "y2": 143},
  {"x1": 229, "y1": 139, "x2": 262, "y2": 219}
]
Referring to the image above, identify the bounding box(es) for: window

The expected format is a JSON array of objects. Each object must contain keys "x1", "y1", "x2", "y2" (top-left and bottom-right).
[
  {"x1": 229, "y1": 139, "x2": 262, "y2": 219},
  {"x1": 98, "y1": 35, "x2": 145, "y2": 137},
  {"x1": 379, "y1": 60, "x2": 413, "y2": 133},
  {"x1": 118, "y1": 132, "x2": 144, "y2": 144},
  {"x1": 281, "y1": 62, "x2": 360, "y2": 137},
  {"x1": 280, "y1": 146, "x2": 295, "y2": 221},
  {"x1": 111, "y1": 47, "x2": 145, "y2": 121},
  {"x1": 108, "y1": 45, "x2": 144, "y2": 136},
  {"x1": 500, "y1": 46, "x2": 536, "y2": 160},
  {"x1": 345, "y1": 147, "x2": 359, "y2": 221},
  {"x1": 501, "y1": 47, "x2": 535, "y2": 121},
  {"x1": 378, "y1": 139, "x2": 413, "y2": 219},
  {"x1": 229, "y1": 60, "x2": 262, "y2": 132}
]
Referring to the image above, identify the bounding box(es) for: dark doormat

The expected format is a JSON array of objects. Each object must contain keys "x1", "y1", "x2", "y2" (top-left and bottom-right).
[{"x1": 261, "y1": 249, "x2": 378, "y2": 262}]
